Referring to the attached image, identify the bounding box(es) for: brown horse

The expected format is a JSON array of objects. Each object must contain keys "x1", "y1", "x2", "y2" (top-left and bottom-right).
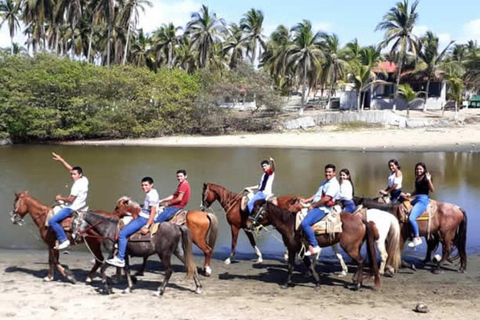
[
  {"x1": 247, "y1": 200, "x2": 381, "y2": 290},
  {"x1": 10, "y1": 191, "x2": 112, "y2": 283},
  {"x1": 201, "y1": 182, "x2": 302, "y2": 264},
  {"x1": 355, "y1": 196, "x2": 467, "y2": 272},
  {"x1": 115, "y1": 197, "x2": 218, "y2": 276}
]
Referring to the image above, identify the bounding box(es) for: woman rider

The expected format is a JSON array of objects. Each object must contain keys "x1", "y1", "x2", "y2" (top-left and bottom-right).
[{"x1": 379, "y1": 159, "x2": 403, "y2": 203}]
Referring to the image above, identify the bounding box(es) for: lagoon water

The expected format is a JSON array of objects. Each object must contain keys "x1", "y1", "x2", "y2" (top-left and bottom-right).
[{"x1": 1, "y1": 145, "x2": 479, "y2": 257}]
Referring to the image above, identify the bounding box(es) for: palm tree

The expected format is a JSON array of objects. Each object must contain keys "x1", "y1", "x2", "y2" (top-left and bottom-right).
[
  {"x1": 416, "y1": 31, "x2": 454, "y2": 111},
  {"x1": 175, "y1": 36, "x2": 197, "y2": 73},
  {"x1": 152, "y1": 22, "x2": 181, "y2": 69},
  {"x1": 22, "y1": 0, "x2": 55, "y2": 51},
  {"x1": 286, "y1": 20, "x2": 323, "y2": 115},
  {"x1": 240, "y1": 8, "x2": 265, "y2": 65},
  {"x1": 94, "y1": 0, "x2": 115, "y2": 65},
  {"x1": 376, "y1": 0, "x2": 419, "y2": 111},
  {"x1": 397, "y1": 83, "x2": 423, "y2": 117},
  {"x1": 186, "y1": 5, "x2": 225, "y2": 69},
  {"x1": 0, "y1": 0, "x2": 23, "y2": 54},
  {"x1": 319, "y1": 33, "x2": 348, "y2": 109},
  {"x1": 223, "y1": 23, "x2": 247, "y2": 69},
  {"x1": 446, "y1": 75, "x2": 463, "y2": 118},
  {"x1": 121, "y1": 0, "x2": 151, "y2": 65},
  {"x1": 130, "y1": 28, "x2": 154, "y2": 69}
]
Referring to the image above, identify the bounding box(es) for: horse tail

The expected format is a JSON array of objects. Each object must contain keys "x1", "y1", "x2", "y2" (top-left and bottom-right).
[
  {"x1": 455, "y1": 208, "x2": 468, "y2": 271},
  {"x1": 385, "y1": 214, "x2": 402, "y2": 272},
  {"x1": 179, "y1": 225, "x2": 197, "y2": 279},
  {"x1": 365, "y1": 220, "x2": 381, "y2": 288},
  {"x1": 206, "y1": 212, "x2": 218, "y2": 251}
]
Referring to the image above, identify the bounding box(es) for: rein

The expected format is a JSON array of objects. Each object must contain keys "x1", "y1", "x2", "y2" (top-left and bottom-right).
[{"x1": 76, "y1": 218, "x2": 116, "y2": 242}]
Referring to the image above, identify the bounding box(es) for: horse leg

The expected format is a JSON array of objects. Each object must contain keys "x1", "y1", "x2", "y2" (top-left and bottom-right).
[
  {"x1": 435, "y1": 233, "x2": 455, "y2": 274},
  {"x1": 245, "y1": 230, "x2": 263, "y2": 263},
  {"x1": 346, "y1": 248, "x2": 364, "y2": 291},
  {"x1": 423, "y1": 236, "x2": 439, "y2": 264},
  {"x1": 281, "y1": 250, "x2": 296, "y2": 289},
  {"x1": 86, "y1": 239, "x2": 104, "y2": 283},
  {"x1": 193, "y1": 238, "x2": 212, "y2": 276},
  {"x1": 376, "y1": 240, "x2": 388, "y2": 276},
  {"x1": 53, "y1": 249, "x2": 76, "y2": 284},
  {"x1": 225, "y1": 226, "x2": 240, "y2": 265},
  {"x1": 123, "y1": 256, "x2": 133, "y2": 294},
  {"x1": 302, "y1": 256, "x2": 321, "y2": 290},
  {"x1": 44, "y1": 248, "x2": 55, "y2": 282},
  {"x1": 100, "y1": 263, "x2": 112, "y2": 294},
  {"x1": 174, "y1": 249, "x2": 203, "y2": 294},
  {"x1": 332, "y1": 244, "x2": 348, "y2": 277},
  {"x1": 156, "y1": 253, "x2": 173, "y2": 296},
  {"x1": 135, "y1": 257, "x2": 148, "y2": 276}
]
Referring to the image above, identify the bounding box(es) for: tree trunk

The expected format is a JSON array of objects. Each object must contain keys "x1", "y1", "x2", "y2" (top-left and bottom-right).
[
  {"x1": 423, "y1": 79, "x2": 430, "y2": 112},
  {"x1": 357, "y1": 89, "x2": 362, "y2": 111},
  {"x1": 106, "y1": 22, "x2": 112, "y2": 66},
  {"x1": 55, "y1": 26, "x2": 60, "y2": 56},
  {"x1": 70, "y1": 24, "x2": 76, "y2": 60},
  {"x1": 299, "y1": 66, "x2": 307, "y2": 116},
  {"x1": 122, "y1": 11, "x2": 134, "y2": 66},
  {"x1": 393, "y1": 54, "x2": 404, "y2": 112},
  {"x1": 10, "y1": 35, "x2": 14, "y2": 55},
  {"x1": 87, "y1": 27, "x2": 93, "y2": 63}
]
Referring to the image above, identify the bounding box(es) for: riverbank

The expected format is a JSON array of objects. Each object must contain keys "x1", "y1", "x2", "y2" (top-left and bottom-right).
[
  {"x1": 1, "y1": 249, "x2": 478, "y2": 320},
  {"x1": 63, "y1": 121, "x2": 480, "y2": 152}
]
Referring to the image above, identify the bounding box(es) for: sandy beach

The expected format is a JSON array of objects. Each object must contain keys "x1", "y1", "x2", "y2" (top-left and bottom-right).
[
  {"x1": 0, "y1": 249, "x2": 478, "y2": 320},
  {"x1": 63, "y1": 110, "x2": 480, "y2": 152}
]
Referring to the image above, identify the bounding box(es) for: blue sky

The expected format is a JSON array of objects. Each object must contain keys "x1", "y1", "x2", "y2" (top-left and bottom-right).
[{"x1": 1, "y1": 0, "x2": 479, "y2": 50}]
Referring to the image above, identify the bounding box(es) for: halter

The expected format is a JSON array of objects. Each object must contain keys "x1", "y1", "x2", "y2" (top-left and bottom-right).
[{"x1": 11, "y1": 197, "x2": 27, "y2": 226}]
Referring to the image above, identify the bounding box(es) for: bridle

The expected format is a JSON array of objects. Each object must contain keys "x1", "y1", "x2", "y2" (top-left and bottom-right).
[{"x1": 11, "y1": 197, "x2": 26, "y2": 226}]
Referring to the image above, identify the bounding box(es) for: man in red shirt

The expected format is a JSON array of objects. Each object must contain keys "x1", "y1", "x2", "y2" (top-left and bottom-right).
[{"x1": 155, "y1": 170, "x2": 191, "y2": 223}]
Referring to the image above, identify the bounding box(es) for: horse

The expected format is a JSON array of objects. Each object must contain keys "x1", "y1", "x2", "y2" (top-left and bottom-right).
[
  {"x1": 79, "y1": 197, "x2": 202, "y2": 296},
  {"x1": 247, "y1": 200, "x2": 381, "y2": 290},
  {"x1": 134, "y1": 205, "x2": 218, "y2": 277},
  {"x1": 354, "y1": 196, "x2": 468, "y2": 272},
  {"x1": 10, "y1": 191, "x2": 111, "y2": 283},
  {"x1": 201, "y1": 182, "x2": 308, "y2": 264}
]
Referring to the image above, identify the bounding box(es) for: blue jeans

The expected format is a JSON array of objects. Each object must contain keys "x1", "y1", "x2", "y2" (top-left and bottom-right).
[
  {"x1": 247, "y1": 191, "x2": 267, "y2": 214},
  {"x1": 155, "y1": 207, "x2": 182, "y2": 223},
  {"x1": 409, "y1": 195, "x2": 430, "y2": 237},
  {"x1": 391, "y1": 189, "x2": 403, "y2": 203},
  {"x1": 49, "y1": 207, "x2": 74, "y2": 243},
  {"x1": 341, "y1": 200, "x2": 356, "y2": 213},
  {"x1": 301, "y1": 207, "x2": 328, "y2": 247},
  {"x1": 118, "y1": 216, "x2": 148, "y2": 260}
]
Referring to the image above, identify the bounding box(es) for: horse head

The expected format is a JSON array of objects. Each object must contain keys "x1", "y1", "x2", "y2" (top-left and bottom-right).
[
  {"x1": 11, "y1": 191, "x2": 30, "y2": 225},
  {"x1": 246, "y1": 200, "x2": 269, "y2": 231},
  {"x1": 114, "y1": 196, "x2": 141, "y2": 219},
  {"x1": 201, "y1": 183, "x2": 216, "y2": 210}
]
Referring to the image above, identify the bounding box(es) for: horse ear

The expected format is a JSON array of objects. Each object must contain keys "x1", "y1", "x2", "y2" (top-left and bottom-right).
[
  {"x1": 24, "y1": 190, "x2": 29, "y2": 196},
  {"x1": 203, "y1": 183, "x2": 206, "y2": 189}
]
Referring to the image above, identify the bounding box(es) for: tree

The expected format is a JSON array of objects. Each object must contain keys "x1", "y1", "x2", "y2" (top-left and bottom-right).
[
  {"x1": 223, "y1": 23, "x2": 246, "y2": 69},
  {"x1": 376, "y1": 0, "x2": 419, "y2": 111},
  {"x1": 121, "y1": 0, "x2": 151, "y2": 65},
  {"x1": 0, "y1": 0, "x2": 23, "y2": 54},
  {"x1": 397, "y1": 83, "x2": 422, "y2": 118},
  {"x1": 152, "y1": 22, "x2": 181, "y2": 69},
  {"x1": 445, "y1": 75, "x2": 463, "y2": 118},
  {"x1": 286, "y1": 20, "x2": 323, "y2": 115},
  {"x1": 416, "y1": 31, "x2": 454, "y2": 111},
  {"x1": 240, "y1": 8, "x2": 265, "y2": 65},
  {"x1": 186, "y1": 5, "x2": 225, "y2": 69}
]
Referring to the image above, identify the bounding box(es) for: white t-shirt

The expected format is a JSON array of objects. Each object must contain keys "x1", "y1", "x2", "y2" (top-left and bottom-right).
[
  {"x1": 258, "y1": 170, "x2": 275, "y2": 196},
  {"x1": 140, "y1": 189, "x2": 159, "y2": 219},
  {"x1": 388, "y1": 172, "x2": 402, "y2": 190},
  {"x1": 312, "y1": 177, "x2": 340, "y2": 205},
  {"x1": 67, "y1": 176, "x2": 89, "y2": 211},
  {"x1": 339, "y1": 180, "x2": 353, "y2": 201}
]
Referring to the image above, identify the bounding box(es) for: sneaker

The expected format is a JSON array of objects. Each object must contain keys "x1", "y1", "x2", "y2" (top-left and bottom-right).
[
  {"x1": 407, "y1": 237, "x2": 422, "y2": 248},
  {"x1": 106, "y1": 256, "x2": 125, "y2": 268},
  {"x1": 55, "y1": 240, "x2": 70, "y2": 250},
  {"x1": 304, "y1": 245, "x2": 321, "y2": 256}
]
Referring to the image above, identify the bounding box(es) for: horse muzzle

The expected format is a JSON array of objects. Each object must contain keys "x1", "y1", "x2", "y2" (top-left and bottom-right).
[{"x1": 10, "y1": 211, "x2": 25, "y2": 226}]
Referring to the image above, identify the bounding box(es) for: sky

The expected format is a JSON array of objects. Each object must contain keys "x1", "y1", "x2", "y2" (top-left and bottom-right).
[{"x1": 1, "y1": 0, "x2": 479, "y2": 51}]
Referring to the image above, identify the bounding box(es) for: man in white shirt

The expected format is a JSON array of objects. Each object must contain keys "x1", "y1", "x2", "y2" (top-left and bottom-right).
[
  {"x1": 49, "y1": 152, "x2": 89, "y2": 250},
  {"x1": 300, "y1": 164, "x2": 340, "y2": 256},
  {"x1": 106, "y1": 177, "x2": 159, "y2": 268},
  {"x1": 246, "y1": 158, "x2": 275, "y2": 214}
]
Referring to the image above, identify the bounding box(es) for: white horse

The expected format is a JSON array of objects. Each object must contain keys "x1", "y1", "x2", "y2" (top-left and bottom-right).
[{"x1": 311, "y1": 209, "x2": 401, "y2": 276}]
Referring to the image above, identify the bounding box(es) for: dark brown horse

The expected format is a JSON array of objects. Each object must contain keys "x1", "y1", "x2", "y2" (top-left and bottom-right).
[
  {"x1": 10, "y1": 191, "x2": 113, "y2": 283},
  {"x1": 201, "y1": 182, "x2": 302, "y2": 264},
  {"x1": 355, "y1": 196, "x2": 467, "y2": 272},
  {"x1": 247, "y1": 200, "x2": 381, "y2": 290},
  {"x1": 115, "y1": 197, "x2": 218, "y2": 276}
]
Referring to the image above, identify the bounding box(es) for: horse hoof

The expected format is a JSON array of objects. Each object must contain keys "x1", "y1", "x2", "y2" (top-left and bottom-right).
[
  {"x1": 283, "y1": 255, "x2": 289, "y2": 262},
  {"x1": 85, "y1": 277, "x2": 93, "y2": 284},
  {"x1": 195, "y1": 288, "x2": 203, "y2": 294},
  {"x1": 314, "y1": 285, "x2": 321, "y2": 291},
  {"x1": 224, "y1": 258, "x2": 231, "y2": 265},
  {"x1": 384, "y1": 270, "x2": 394, "y2": 278},
  {"x1": 154, "y1": 291, "x2": 163, "y2": 297},
  {"x1": 335, "y1": 271, "x2": 347, "y2": 278},
  {"x1": 432, "y1": 268, "x2": 444, "y2": 275},
  {"x1": 134, "y1": 272, "x2": 144, "y2": 277},
  {"x1": 410, "y1": 264, "x2": 416, "y2": 271},
  {"x1": 256, "y1": 257, "x2": 263, "y2": 264},
  {"x1": 122, "y1": 288, "x2": 131, "y2": 294},
  {"x1": 280, "y1": 283, "x2": 293, "y2": 289},
  {"x1": 68, "y1": 276, "x2": 76, "y2": 284},
  {"x1": 204, "y1": 267, "x2": 212, "y2": 277}
]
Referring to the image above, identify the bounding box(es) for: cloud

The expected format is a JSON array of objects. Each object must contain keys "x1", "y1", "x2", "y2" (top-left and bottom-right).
[
  {"x1": 0, "y1": 23, "x2": 27, "y2": 50},
  {"x1": 412, "y1": 25, "x2": 428, "y2": 37},
  {"x1": 137, "y1": 0, "x2": 203, "y2": 33},
  {"x1": 461, "y1": 19, "x2": 480, "y2": 43},
  {"x1": 313, "y1": 22, "x2": 332, "y2": 33}
]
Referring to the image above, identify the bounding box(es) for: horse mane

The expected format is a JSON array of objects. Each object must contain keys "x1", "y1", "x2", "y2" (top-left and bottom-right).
[
  {"x1": 116, "y1": 196, "x2": 140, "y2": 208},
  {"x1": 86, "y1": 210, "x2": 119, "y2": 223},
  {"x1": 206, "y1": 183, "x2": 241, "y2": 207},
  {"x1": 355, "y1": 196, "x2": 396, "y2": 212},
  {"x1": 261, "y1": 200, "x2": 296, "y2": 226},
  {"x1": 18, "y1": 192, "x2": 50, "y2": 212}
]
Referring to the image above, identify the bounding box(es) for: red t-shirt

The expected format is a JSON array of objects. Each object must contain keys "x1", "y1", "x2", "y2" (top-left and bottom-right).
[{"x1": 173, "y1": 181, "x2": 191, "y2": 208}]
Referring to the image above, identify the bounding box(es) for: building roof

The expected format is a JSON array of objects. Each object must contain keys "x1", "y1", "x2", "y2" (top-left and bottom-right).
[{"x1": 373, "y1": 61, "x2": 398, "y2": 73}]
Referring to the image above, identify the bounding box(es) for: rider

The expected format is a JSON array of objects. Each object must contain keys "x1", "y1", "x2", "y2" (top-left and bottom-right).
[
  {"x1": 379, "y1": 159, "x2": 403, "y2": 203},
  {"x1": 300, "y1": 164, "x2": 340, "y2": 256},
  {"x1": 338, "y1": 168, "x2": 356, "y2": 213},
  {"x1": 246, "y1": 158, "x2": 275, "y2": 215},
  {"x1": 404, "y1": 162, "x2": 434, "y2": 247},
  {"x1": 155, "y1": 170, "x2": 191, "y2": 223},
  {"x1": 49, "y1": 152, "x2": 89, "y2": 250},
  {"x1": 106, "y1": 177, "x2": 159, "y2": 267}
]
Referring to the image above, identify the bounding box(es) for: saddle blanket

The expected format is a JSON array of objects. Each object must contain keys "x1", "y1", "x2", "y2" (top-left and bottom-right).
[
  {"x1": 295, "y1": 205, "x2": 343, "y2": 235},
  {"x1": 402, "y1": 200, "x2": 437, "y2": 221}
]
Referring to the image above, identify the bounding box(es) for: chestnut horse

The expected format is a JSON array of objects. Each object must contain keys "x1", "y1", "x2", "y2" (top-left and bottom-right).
[
  {"x1": 355, "y1": 196, "x2": 468, "y2": 272},
  {"x1": 10, "y1": 191, "x2": 112, "y2": 283},
  {"x1": 201, "y1": 182, "x2": 309, "y2": 264},
  {"x1": 247, "y1": 200, "x2": 381, "y2": 290},
  {"x1": 116, "y1": 197, "x2": 218, "y2": 276}
]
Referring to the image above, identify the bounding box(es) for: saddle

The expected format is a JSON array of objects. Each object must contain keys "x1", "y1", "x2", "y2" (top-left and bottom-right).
[
  {"x1": 45, "y1": 205, "x2": 88, "y2": 233},
  {"x1": 117, "y1": 210, "x2": 189, "y2": 242},
  {"x1": 295, "y1": 205, "x2": 343, "y2": 236},
  {"x1": 399, "y1": 200, "x2": 437, "y2": 222},
  {"x1": 241, "y1": 192, "x2": 275, "y2": 212}
]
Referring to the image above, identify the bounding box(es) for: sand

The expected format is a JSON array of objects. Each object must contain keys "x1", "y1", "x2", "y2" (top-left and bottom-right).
[{"x1": 0, "y1": 248, "x2": 478, "y2": 320}]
